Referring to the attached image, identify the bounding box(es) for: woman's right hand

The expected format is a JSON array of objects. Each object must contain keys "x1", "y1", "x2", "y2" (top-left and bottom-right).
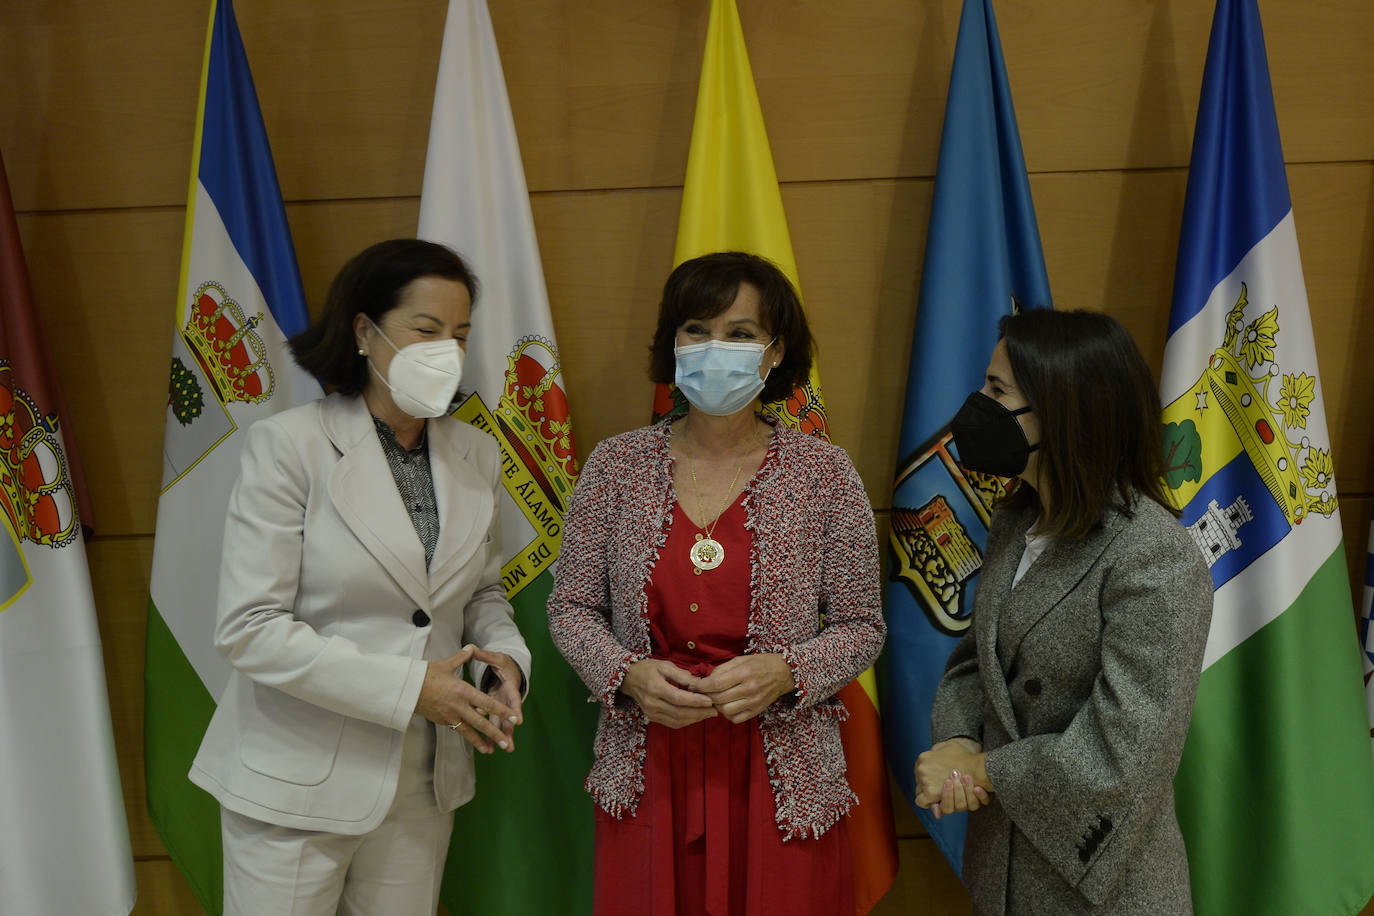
[
  {"x1": 415, "y1": 645, "x2": 520, "y2": 754},
  {"x1": 620, "y1": 659, "x2": 717, "y2": 728}
]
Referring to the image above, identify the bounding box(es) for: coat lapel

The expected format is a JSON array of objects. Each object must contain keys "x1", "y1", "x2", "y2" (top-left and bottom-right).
[
  {"x1": 997, "y1": 507, "x2": 1130, "y2": 670},
  {"x1": 322, "y1": 395, "x2": 432, "y2": 612},
  {"x1": 427, "y1": 419, "x2": 492, "y2": 590},
  {"x1": 976, "y1": 504, "x2": 1033, "y2": 742}
]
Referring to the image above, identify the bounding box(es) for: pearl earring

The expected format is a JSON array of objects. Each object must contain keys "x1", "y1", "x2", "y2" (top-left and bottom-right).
[{"x1": 358, "y1": 347, "x2": 366, "y2": 356}]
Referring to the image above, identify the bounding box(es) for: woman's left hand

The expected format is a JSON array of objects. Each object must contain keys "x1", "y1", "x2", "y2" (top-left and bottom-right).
[
  {"x1": 474, "y1": 647, "x2": 525, "y2": 752},
  {"x1": 695, "y1": 653, "x2": 796, "y2": 723},
  {"x1": 914, "y1": 739, "x2": 990, "y2": 817}
]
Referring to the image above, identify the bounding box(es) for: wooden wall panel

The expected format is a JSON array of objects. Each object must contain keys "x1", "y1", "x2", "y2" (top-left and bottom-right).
[
  {"x1": 17, "y1": 208, "x2": 182, "y2": 536},
  {"x1": 87, "y1": 536, "x2": 161, "y2": 856},
  {"x1": 132, "y1": 858, "x2": 204, "y2": 915},
  {"x1": 5, "y1": 1, "x2": 1374, "y2": 211},
  {"x1": 0, "y1": 0, "x2": 206, "y2": 212},
  {"x1": 871, "y1": 837, "x2": 971, "y2": 916}
]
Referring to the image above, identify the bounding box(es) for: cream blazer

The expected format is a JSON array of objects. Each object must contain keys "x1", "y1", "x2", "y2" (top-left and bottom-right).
[{"x1": 190, "y1": 393, "x2": 531, "y2": 835}]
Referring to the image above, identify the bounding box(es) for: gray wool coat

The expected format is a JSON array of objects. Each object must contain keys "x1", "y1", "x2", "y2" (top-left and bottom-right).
[{"x1": 931, "y1": 496, "x2": 1213, "y2": 915}]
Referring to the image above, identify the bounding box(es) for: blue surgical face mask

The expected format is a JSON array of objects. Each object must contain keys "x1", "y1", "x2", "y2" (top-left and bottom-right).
[{"x1": 673, "y1": 338, "x2": 775, "y2": 416}]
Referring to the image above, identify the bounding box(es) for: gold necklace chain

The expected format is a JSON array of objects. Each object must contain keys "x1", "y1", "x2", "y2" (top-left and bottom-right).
[
  {"x1": 688, "y1": 453, "x2": 744, "y2": 541},
  {"x1": 682, "y1": 418, "x2": 765, "y2": 571}
]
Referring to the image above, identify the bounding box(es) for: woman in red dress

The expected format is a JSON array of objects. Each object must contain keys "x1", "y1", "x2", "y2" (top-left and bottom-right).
[{"x1": 548, "y1": 252, "x2": 886, "y2": 915}]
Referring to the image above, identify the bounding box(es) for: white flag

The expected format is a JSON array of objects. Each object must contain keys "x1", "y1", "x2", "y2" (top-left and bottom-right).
[
  {"x1": 418, "y1": 3, "x2": 597, "y2": 913},
  {"x1": 0, "y1": 152, "x2": 137, "y2": 915}
]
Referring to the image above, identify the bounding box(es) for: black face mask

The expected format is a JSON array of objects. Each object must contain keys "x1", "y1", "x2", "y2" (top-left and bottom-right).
[{"x1": 949, "y1": 391, "x2": 1040, "y2": 477}]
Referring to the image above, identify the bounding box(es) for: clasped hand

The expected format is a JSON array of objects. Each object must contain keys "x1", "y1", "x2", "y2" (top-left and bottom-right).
[
  {"x1": 621, "y1": 654, "x2": 795, "y2": 728},
  {"x1": 415, "y1": 644, "x2": 523, "y2": 755},
  {"x1": 914, "y1": 738, "x2": 992, "y2": 818}
]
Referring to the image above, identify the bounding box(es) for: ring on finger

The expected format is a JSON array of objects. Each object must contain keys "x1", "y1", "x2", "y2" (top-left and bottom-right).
[{"x1": 449, "y1": 722, "x2": 466, "y2": 731}]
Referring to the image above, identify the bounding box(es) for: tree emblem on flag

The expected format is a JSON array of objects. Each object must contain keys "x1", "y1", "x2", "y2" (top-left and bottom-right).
[{"x1": 168, "y1": 357, "x2": 205, "y2": 426}]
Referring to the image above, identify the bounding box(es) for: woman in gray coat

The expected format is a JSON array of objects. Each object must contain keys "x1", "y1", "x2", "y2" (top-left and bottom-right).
[{"x1": 914, "y1": 309, "x2": 1214, "y2": 915}]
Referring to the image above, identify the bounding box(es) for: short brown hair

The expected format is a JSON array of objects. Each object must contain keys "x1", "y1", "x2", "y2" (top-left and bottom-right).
[
  {"x1": 288, "y1": 239, "x2": 478, "y2": 395},
  {"x1": 647, "y1": 251, "x2": 813, "y2": 404},
  {"x1": 998, "y1": 309, "x2": 1176, "y2": 538}
]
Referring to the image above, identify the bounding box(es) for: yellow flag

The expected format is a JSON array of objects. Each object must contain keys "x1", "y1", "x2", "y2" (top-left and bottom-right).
[
  {"x1": 661, "y1": 3, "x2": 896, "y2": 912},
  {"x1": 657, "y1": 0, "x2": 830, "y2": 438}
]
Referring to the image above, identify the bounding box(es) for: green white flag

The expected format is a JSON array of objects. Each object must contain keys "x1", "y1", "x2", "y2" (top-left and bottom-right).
[
  {"x1": 145, "y1": 2, "x2": 320, "y2": 910},
  {"x1": 417, "y1": 2, "x2": 596, "y2": 913},
  {"x1": 1161, "y1": 2, "x2": 1374, "y2": 912}
]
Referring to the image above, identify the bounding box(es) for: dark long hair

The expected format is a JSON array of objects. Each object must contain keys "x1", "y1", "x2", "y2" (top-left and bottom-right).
[
  {"x1": 647, "y1": 251, "x2": 813, "y2": 403},
  {"x1": 288, "y1": 239, "x2": 478, "y2": 394},
  {"x1": 998, "y1": 309, "x2": 1176, "y2": 538}
]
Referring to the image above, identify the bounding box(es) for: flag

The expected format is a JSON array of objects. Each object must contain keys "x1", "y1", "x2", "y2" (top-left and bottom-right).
[
  {"x1": 662, "y1": 2, "x2": 897, "y2": 911},
  {"x1": 882, "y1": 0, "x2": 1052, "y2": 877},
  {"x1": 0, "y1": 150, "x2": 137, "y2": 916},
  {"x1": 145, "y1": 1, "x2": 320, "y2": 910},
  {"x1": 416, "y1": 2, "x2": 596, "y2": 913},
  {"x1": 1161, "y1": 1, "x2": 1374, "y2": 912}
]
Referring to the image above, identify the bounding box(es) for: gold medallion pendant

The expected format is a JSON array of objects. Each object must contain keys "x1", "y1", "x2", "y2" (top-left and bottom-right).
[{"x1": 689, "y1": 536, "x2": 725, "y2": 571}]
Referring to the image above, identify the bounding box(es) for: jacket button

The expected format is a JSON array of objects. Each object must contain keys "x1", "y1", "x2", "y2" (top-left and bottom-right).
[
  {"x1": 1024, "y1": 678, "x2": 1042, "y2": 696},
  {"x1": 689, "y1": 603, "x2": 699, "y2": 613},
  {"x1": 413, "y1": 609, "x2": 431, "y2": 627},
  {"x1": 686, "y1": 640, "x2": 696, "y2": 650}
]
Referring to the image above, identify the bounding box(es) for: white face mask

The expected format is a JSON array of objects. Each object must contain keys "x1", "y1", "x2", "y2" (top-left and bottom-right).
[
  {"x1": 365, "y1": 317, "x2": 464, "y2": 418},
  {"x1": 673, "y1": 338, "x2": 774, "y2": 416}
]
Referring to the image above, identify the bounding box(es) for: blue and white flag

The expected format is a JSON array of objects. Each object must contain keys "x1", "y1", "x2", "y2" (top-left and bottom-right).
[
  {"x1": 882, "y1": 0, "x2": 1051, "y2": 875},
  {"x1": 1160, "y1": 1, "x2": 1374, "y2": 912},
  {"x1": 146, "y1": 1, "x2": 320, "y2": 909}
]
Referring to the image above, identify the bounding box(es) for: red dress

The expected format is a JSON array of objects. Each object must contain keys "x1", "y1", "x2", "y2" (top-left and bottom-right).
[{"x1": 593, "y1": 496, "x2": 854, "y2": 916}]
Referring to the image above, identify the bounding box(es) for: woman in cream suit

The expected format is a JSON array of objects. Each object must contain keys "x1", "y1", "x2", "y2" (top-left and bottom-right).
[
  {"x1": 914, "y1": 309, "x2": 1214, "y2": 915},
  {"x1": 190, "y1": 239, "x2": 531, "y2": 916}
]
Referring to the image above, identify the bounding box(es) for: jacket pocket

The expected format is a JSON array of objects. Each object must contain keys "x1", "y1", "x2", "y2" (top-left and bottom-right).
[{"x1": 238, "y1": 683, "x2": 346, "y2": 786}]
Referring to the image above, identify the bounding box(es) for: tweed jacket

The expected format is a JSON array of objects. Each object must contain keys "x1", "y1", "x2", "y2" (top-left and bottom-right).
[
  {"x1": 547, "y1": 417, "x2": 885, "y2": 839},
  {"x1": 932, "y1": 497, "x2": 1213, "y2": 915},
  {"x1": 190, "y1": 393, "x2": 531, "y2": 835}
]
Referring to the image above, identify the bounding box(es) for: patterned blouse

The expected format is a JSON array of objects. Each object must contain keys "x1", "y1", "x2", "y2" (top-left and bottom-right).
[
  {"x1": 547, "y1": 417, "x2": 885, "y2": 839},
  {"x1": 372, "y1": 415, "x2": 439, "y2": 568}
]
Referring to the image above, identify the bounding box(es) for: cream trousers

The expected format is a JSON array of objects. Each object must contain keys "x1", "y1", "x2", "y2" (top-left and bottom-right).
[{"x1": 220, "y1": 718, "x2": 453, "y2": 916}]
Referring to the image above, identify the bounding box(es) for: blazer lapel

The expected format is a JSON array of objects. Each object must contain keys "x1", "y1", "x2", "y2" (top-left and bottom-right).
[
  {"x1": 426, "y1": 420, "x2": 492, "y2": 590},
  {"x1": 322, "y1": 395, "x2": 432, "y2": 612},
  {"x1": 976, "y1": 504, "x2": 1035, "y2": 743},
  {"x1": 997, "y1": 507, "x2": 1130, "y2": 669}
]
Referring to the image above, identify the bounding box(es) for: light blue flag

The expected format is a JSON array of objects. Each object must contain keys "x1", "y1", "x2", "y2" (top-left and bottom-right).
[
  {"x1": 1160, "y1": 1, "x2": 1374, "y2": 912},
  {"x1": 147, "y1": 1, "x2": 320, "y2": 910},
  {"x1": 882, "y1": 0, "x2": 1051, "y2": 875}
]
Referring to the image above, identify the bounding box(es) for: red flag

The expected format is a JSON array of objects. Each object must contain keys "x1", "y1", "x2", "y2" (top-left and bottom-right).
[
  {"x1": 0, "y1": 153, "x2": 94, "y2": 531},
  {"x1": 0, "y1": 149, "x2": 136, "y2": 913}
]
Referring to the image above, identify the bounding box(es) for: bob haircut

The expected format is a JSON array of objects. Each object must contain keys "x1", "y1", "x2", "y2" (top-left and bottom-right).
[
  {"x1": 997, "y1": 308, "x2": 1177, "y2": 538},
  {"x1": 647, "y1": 251, "x2": 813, "y2": 404},
  {"x1": 288, "y1": 238, "x2": 478, "y2": 395}
]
